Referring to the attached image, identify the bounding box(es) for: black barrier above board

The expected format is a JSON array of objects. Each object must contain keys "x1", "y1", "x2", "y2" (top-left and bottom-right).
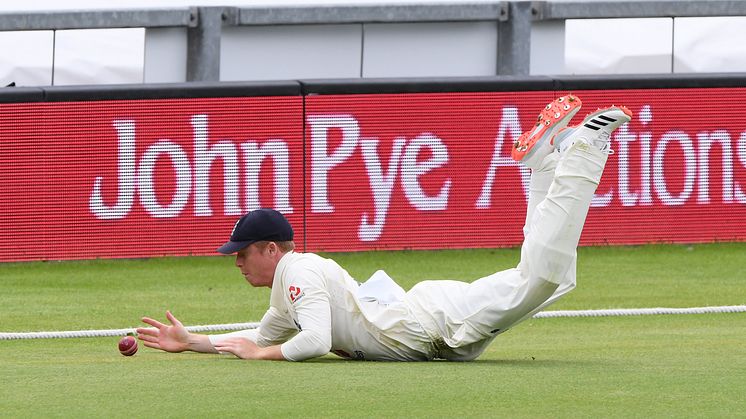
[
  {"x1": 0, "y1": 81, "x2": 302, "y2": 103},
  {"x1": 42, "y1": 80, "x2": 302, "y2": 102},
  {"x1": 301, "y1": 73, "x2": 746, "y2": 95},
  {"x1": 553, "y1": 73, "x2": 746, "y2": 91},
  {"x1": 300, "y1": 76, "x2": 556, "y2": 95},
  {"x1": 3, "y1": 74, "x2": 746, "y2": 103},
  {"x1": 0, "y1": 86, "x2": 45, "y2": 103}
]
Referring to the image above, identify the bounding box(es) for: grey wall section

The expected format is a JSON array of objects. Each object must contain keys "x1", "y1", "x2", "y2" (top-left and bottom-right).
[
  {"x1": 220, "y1": 25, "x2": 363, "y2": 81},
  {"x1": 144, "y1": 27, "x2": 187, "y2": 83},
  {"x1": 155, "y1": 21, "x2": 501, "y2": 82},
  {"x1": 362, "y1": 22, "x2": 498, "y2": 77},
  {"x1": 530, "y1": 21, "x2": 565, "y2": 75}
]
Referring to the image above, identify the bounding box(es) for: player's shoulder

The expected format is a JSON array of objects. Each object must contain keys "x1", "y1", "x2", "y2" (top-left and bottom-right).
[
  {"x1": 279, "y1": 252, "x2": 328, "y2": 282},
  {"x1": 284, "y1": 251, "x2": 326, "y2": 269},
  {"x1": 276, "y1": 253, "x2": 333, "y2": 304}
]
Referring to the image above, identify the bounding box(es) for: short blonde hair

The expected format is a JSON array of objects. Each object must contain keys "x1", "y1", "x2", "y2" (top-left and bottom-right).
[{"x1": 254, "y1": 240, "x2": 295, "y2": 253}]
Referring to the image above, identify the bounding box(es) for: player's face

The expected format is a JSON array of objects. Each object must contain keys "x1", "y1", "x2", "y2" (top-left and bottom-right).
[{"x1": 235, "y1": 243, "x2": 280, "y2": 288}]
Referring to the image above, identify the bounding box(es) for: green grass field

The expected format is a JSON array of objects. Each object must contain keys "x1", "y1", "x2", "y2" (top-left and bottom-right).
[{"x1": 2, "y1": 243, "x2": 745, "y2": 418}]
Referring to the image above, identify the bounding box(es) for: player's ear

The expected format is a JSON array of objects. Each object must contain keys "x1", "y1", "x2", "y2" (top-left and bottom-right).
[{"x1": 267, "y1": 241, "x2": 279, "y2": 255}]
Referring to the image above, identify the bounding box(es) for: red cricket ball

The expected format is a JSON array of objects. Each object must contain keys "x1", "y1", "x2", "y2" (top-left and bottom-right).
[{"x1": 118, "y1": 335, "x2": 138, "y2": 356}]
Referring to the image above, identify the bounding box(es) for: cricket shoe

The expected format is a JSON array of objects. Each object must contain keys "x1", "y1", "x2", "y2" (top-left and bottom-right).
[
  {"x1": 512, "y1": 94, "x2": 582, "y2": 169},
  {"x1": 554, "y1": 106, "x2": 633, "y2": 154}
]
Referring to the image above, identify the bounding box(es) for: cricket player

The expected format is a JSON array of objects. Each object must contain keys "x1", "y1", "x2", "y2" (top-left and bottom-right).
[{"x1": 137, "y1": 95, "x2": 632, "y2": 361}]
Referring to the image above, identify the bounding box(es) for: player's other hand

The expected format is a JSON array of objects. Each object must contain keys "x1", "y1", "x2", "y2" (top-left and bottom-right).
[
  {"x1": 213, "y1": 337, "x2": 262, "y2": 359},
  {"x1": 137, "y1": 310, "x2": 191, "y2": 353}
]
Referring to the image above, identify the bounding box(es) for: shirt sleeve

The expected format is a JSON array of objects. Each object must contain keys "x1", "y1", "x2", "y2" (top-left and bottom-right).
[
  {"x1": 208, "y1": 306, "x2": 296, "y2": 348},
  {"x1": 279, "y1": 263, "x2": 333, "y2": 361}
]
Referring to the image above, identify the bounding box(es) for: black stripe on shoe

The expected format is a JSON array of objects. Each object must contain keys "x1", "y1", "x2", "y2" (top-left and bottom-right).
[
  {"x1": 590, "y1": 119, "x2": 608, "y2": 126},
  {"x1": 584, "y1": 123, "x2": 601, "y2": 130},
  {"x1": 597, "y1": 114, "x2": 617, "y2": 122}
]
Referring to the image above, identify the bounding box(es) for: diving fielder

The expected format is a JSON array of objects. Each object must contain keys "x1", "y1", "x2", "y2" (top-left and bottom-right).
[{"x1": 137, "y1": 96, "x2": 633, "y2": 361}]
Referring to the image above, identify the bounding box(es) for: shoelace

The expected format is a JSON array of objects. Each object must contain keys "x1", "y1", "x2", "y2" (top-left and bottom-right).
[
  {"x1": 556, "y1": 133, "x2": 615, "y2": 155},
  {"x1": 594, "y1": 138, "x2": 615, "y2": 155}
]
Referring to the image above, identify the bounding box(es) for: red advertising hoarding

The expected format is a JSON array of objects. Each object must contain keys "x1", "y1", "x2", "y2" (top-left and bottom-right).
[
  {"x1": 1, "y1": 87, "x2": 745, "y2": 261},
  {"x1": 304, "y1": 91, "x2": 552, "y2": 250},
  {"x1": 305, "y1": 88, "x2": 746, "y2": 250},
  {"x1": 0, "y1": 97, "x2": 304, "y2": 261}
]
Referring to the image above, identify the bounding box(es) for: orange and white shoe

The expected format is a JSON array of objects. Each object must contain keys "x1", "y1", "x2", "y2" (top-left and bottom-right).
[
  {"x1": 554, "y1": 106, "x2": 633, "y2": 154},
  {"x1": 512, "y1": 94, "x2": 582, "y2": 168}
]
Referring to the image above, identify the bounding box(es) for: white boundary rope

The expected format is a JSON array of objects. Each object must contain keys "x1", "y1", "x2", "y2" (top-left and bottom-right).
[
  {"x1": 1, "y1": 305, "x2": 744, "y2": 340},
  {"x1": 0, "y1": 322, "x2": 261, "y2": 340},
  {"x1": 532, "y1": 305, "x2": 746, "y2": 318}
]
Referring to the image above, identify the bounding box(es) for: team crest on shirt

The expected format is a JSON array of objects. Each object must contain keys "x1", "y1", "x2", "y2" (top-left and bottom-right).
[{"x1": 288, "y1": 285, "x2": 305, "y2": 304}]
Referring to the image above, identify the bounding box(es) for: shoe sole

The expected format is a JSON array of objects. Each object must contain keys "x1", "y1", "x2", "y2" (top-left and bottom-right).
[{"x1": 512, "y1": 95, "x2": 582, "y2": 164}]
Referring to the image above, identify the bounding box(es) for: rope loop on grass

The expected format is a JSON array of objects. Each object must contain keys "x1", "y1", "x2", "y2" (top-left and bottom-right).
[{"x1": 2, "y1": 305, "x2": 745, "y2": 340}]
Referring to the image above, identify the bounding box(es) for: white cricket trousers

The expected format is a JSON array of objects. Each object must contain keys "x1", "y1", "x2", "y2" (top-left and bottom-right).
[{"x1": 405, "y1": 141, "x2": 608, "y2": 360}]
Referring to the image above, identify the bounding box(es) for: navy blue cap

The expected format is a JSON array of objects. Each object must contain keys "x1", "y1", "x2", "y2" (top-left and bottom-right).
[{"x1": 216, "y1": 209, "x2": 294, "y2": 254}]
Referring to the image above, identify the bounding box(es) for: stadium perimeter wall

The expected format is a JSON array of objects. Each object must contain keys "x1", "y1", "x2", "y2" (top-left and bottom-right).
[{"x1": 2, "y1": 74, "x2": 746, "y2": 261}]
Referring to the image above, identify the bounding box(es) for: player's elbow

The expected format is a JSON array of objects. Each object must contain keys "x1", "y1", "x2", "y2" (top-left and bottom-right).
[
  {"x1": 282, "y1": 330, "x2": 331, "y2": 361},
  {"x1": 305, "y1": 330, "x2": 332, "y2": 358}
]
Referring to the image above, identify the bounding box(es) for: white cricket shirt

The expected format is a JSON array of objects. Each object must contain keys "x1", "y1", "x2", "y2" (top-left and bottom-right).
[{"x1": 210, "y1": 251, "x2": 434, "y2": 361}]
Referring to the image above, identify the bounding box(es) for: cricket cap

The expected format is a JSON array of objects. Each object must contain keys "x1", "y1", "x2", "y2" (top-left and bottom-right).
[{"x1": 216, "y1": 209, "x2": 294, "y2": 254}]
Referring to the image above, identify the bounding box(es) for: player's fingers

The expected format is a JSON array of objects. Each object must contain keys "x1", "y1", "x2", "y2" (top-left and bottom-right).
[
  {"x1": 141, "y1": 317, "x2": 166, "y2": 329},
  {"x1": 142, "y1": 341, "x2": 162, "y2": 350},
  {"x1": 213, "y1": 343, "x2": 235, "y2": 354},
  {"x1": 137, "y1": 334, "x2": 159, "y2": 344},
  {"x1": 166, "y1": 311, "x2": 183, "y2": 327},
  {"x1": 135, "y1": 327, "x2": 158, "y2": 336}
]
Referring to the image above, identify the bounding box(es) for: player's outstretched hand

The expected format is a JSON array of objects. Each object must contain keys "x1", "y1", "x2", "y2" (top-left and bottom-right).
[
  {"x1": 137, "y1": 310, "x2": 191, "y2": 353},
  {"x1": 213, "y1": 337, "x2": 262, "y2": 359}
]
